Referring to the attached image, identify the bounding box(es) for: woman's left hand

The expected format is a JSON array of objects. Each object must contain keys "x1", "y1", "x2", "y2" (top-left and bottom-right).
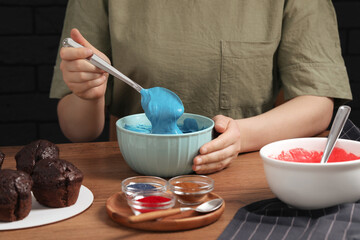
[{"x1": 192, "y1": 115, "x2": 242, "y2": 174}]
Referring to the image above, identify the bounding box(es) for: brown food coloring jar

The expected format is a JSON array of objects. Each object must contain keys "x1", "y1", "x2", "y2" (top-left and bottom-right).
[{"x1": 168, "y1": 175, "x2": 214, "y2": 205}]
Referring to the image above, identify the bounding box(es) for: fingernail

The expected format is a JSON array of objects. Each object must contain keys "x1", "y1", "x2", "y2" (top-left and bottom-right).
[
  {"x1": 85, "y1": 48, "x2": 93, "y2": 55},
  {"x1": 201, "y1": 147, "x2": 207, "y2": 154},
  {"x1": 194, "y1": 165, "x2": 200, "y2": 171},
  {"x1": 218, "y1": 124, "x2": 225, "y2": 131},
  {"x1": 196, "y1": 157, "x2": 202, "y2": 164}
]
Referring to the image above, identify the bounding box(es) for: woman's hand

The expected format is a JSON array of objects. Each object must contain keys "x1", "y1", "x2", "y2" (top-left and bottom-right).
[
  {"x1": 192, "y1": 115, "x2": 242, "y2": 174},
  {"x1": 192, "y1": 96, "x2": 334, "y2": 174},
  {"x1": 59, "y1": 28, "x2": 110, "y2": 100},
  {"x1": 57, "y1": 28, "x2": 110, "y2": 142}
]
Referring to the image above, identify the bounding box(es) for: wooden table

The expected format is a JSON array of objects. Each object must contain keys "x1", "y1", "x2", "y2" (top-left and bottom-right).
[{"x1": 1, "y1": 141, "x2": 274, "y2": 240}]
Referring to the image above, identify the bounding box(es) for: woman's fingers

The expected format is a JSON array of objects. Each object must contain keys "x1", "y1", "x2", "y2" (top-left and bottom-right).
[
  {"x1": 67, "y1": 76, "x2": 107, "y2": 99},
  {"x1": 193, "y1": 132, "x2": 239, "y2": 174},
  {"x1": 58, "y1": 28, "x2": 110, "y2": 101},
  {"x1": 71, "y1": 28, "x2": 96, "y2": 52},
  {"x1": 63, "y1": 71, "x2": 105, "y2": 83},
  {"x1": 200, "y1": 119, "x2": 241, "y2": 155},
  {"x1": 70, "y1": 28, "x2": 111, "y2": 64},
  {"x1": 193, "y1": 157, "x2": 233, "y2": 174},
  {"x1": 194, "y1": 141, "x2": 237, "y2": 166},
  {"x1": 192, "y1": 115, "x2": 242, "y2": 174},
  {"x1": 61, "y1": 59, "x2": 103, "y2": 75},
  {"x1": 60, "y1": 46, "x2": 93, "y2": 61},
  {"x1": 193, "y1": 136, "x2": 239, "y2": 174},
  {"x1": 200, "y1": 131, "x2": 231, "y2": 155}
]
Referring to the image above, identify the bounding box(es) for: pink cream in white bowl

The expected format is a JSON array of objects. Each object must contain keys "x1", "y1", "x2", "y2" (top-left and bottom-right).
[{"x1": 260, "y1": 137, "x2": 360, "y2": 210}]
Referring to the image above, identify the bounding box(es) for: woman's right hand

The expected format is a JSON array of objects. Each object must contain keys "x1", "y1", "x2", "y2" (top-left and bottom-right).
[{"x1": 59, "y1": 28, "x2": 110, "y2": 100}]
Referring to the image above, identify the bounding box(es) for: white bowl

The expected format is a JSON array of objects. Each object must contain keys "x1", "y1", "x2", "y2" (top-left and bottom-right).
[
  {"x1": 116, "y1": 113, "x2": 214, "y2": 177},
  {"x1": 260, "y1": 138, "x2": 360, "y2": 209}
]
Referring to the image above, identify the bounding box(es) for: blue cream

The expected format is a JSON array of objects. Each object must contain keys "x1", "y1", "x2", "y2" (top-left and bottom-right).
[
  {"x1": 124, "y1": 124, "x2": 152, "y2": 133},
  {"x1": 181, "y1": 118, "x2": 199, "y2": 133},
  {"x1": 124, "y1": 119, "x2": 203, "y2": 134},
  {"x1": 140, "y1": 87, "x2": 184, "y2": 134},
  {"x1": 125, "y1": 87, "x2": 202, "y2": 134}
]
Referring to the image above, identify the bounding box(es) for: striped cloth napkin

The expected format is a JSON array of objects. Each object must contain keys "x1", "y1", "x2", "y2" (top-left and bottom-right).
[
  {"x1": 218, "y1": 198, "x2": 360, "y2": 240},
  {"x1": 218, "y1": 119, "x2": 360, "y2": 240},
  {"x1": 340, "y1": 119, "x2": 360, "y2": 141}
]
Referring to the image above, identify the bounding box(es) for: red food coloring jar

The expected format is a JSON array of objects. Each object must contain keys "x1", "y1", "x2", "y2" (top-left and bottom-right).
[{"x1": 127, "y1": 192, "x2": 176, "y2": 215}]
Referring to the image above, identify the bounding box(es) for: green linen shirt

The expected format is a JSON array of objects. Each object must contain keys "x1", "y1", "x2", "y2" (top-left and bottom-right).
[{"x1": 50, "y1": 0, "x2": 352, "y2": 119}]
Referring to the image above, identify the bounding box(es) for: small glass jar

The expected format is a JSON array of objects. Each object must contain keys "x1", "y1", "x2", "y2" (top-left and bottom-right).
[
  {"x1": 121, "y1": 176, "x2": 168, "y2": 198},
  {"x1": 168, "y1": 175, "x2": 214, "y2": 205},
  {"x1": 127, "y1": 191, "x2": 176, "y2": 215}
]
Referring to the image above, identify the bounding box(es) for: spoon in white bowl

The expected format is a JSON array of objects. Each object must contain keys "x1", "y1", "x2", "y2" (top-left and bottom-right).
[
  {"x1": 63, "y1": 38, "x2": 143, "y2": 92},
  {"x1": 320, "y1": 105, "x2": 351, "y2": 163},
  {"x1": 128, "y1": 198, "x2": 224, "y2": 223}
]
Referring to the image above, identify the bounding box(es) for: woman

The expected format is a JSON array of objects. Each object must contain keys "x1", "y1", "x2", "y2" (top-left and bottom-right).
[{"x1": 50, "y1": 0, "x2": 352, "y2": 174}]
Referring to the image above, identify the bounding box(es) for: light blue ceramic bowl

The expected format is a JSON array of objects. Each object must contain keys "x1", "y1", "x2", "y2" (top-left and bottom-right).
[{"x1": 116, "y1": 113, "x2": 214, "y2": 177}]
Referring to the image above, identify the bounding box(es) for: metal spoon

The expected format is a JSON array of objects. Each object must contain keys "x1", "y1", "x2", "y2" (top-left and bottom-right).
[
  {"x1": 62, "y1": 38, "x2": 143, "y2": 93},
  {"x1": 128, "y1": 198, "x2": 224, "y2": 223},
  {"x1": 320, "y1": 105, "x2": 351, "y2": 163}
]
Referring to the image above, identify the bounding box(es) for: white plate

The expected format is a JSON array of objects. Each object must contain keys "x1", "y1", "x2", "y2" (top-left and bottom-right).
[{"x1": 0, "y1": 185, "x2": 93, "y2": 230}]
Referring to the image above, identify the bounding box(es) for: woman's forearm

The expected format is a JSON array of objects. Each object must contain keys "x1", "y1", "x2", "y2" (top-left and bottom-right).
[
  {"x1": 237, "y1": 95, "x2": 334, "y2": 153},
  {"x1": 57, "y1": 93, "x2": 106, "y2": 142}
]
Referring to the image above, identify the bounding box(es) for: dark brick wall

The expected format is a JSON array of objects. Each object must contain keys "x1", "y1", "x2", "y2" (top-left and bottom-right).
[
  {"x1": 334, "y1": 0, "x2": 360, "y2": 129},
  {"x1": 0, "y1": 0, "x2": 359, "y2": 146},
  {"x1": 0, "y1": 0, "x2": 108, "y2": 146}
]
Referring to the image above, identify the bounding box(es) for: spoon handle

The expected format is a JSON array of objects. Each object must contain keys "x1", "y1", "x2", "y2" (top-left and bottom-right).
[
  {"x1": 321, "y1": 105, "x2": 351, "y2": 163},
  {"x1": 128, "y1": 207, "x2": 186, "y2": 223},
  {"x1": 62, "y1": 38, "x2": 143, "y2": 93}
]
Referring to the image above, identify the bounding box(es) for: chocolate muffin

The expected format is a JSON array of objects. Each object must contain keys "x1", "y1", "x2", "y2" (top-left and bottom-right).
[
  {"x1": 15, "y1": 139, "x2": 59, "y2": 175},
  {"x1": 0, "y1": 151, "x2": 4, "y2": 169},
  {"x1": 31, "y1": 158, "x2": 83, "y2": 208},
  {"x1": 0, "y1": 169, "x2": 33, "y2": 222}
]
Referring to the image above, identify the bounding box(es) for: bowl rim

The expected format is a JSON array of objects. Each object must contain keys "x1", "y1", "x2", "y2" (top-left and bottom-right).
[
  {"x1": 260, "y1": 137, "x2": 360, "y2": 167},
  {"x1": 121, "y1": 176, "x2": 169, "y2": 192},
  {"x1": 168, "y1": 174, "x2": 215, "y2": 193},
  {"x1": 116, "y1": 113, "x2": 215, "y2": 137}
]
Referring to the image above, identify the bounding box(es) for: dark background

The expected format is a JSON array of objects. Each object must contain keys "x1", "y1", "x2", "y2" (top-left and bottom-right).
[{"x1": 0, "y1": 0, "x2": 359, "y2": 146}]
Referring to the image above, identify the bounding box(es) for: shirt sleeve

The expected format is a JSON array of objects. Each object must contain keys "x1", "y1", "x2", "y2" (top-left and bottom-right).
[
  {"x1": 278, "y1": 0, "x2": 352, "y2": 106},
  {"x1": 49, "y1": 0, "x2": 111, "y2": 101}
]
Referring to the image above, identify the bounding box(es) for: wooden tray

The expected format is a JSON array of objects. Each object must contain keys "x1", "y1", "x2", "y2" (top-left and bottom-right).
[{"x1": 106, "y1": 191, "x2": 225, "y2": 231}]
